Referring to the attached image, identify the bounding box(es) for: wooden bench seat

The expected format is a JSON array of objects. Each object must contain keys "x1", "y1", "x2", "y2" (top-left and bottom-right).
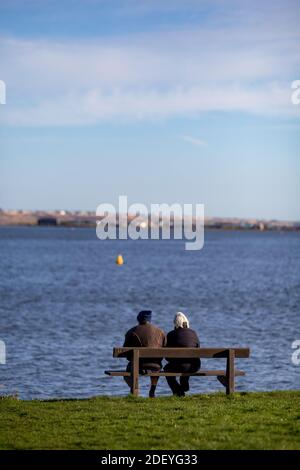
[
  {"x1": 105, "y1": 369, "x2": 245, "y2": 377},
  {"x1": 105, "y1": 347, "x2": 250, "y2": 396}
]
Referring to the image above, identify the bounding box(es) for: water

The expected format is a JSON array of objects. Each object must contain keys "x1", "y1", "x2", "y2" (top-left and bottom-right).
[{"x1": 0, "y1": 227, "x2": 299, "y2": 399}]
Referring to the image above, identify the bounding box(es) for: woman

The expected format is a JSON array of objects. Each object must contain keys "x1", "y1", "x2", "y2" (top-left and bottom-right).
[{"x1": 164, "y1": 312, "x2": 200, "y2": 396}]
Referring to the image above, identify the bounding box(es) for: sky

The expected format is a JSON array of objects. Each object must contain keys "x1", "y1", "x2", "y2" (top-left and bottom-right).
[{"x1": 0, "y1": 0, "x2": 299, "y2": 220}]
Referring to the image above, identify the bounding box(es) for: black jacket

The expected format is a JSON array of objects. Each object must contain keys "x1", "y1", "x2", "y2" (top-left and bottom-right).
[{"x1": 166, "y1": 327, "x2": 200, "y2": 369}]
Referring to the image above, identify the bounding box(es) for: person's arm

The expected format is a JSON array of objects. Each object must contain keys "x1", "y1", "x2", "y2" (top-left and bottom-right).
[
  {"x1": 123, "y1": 330, "x2": 141, "y2": 360},
  {"x1": 195, "y1": 332, "x2": 200, "y2": 348},
  {"x1": 123, "y1": 331, "x2": 130, "y2": 347},
  {"x1": 123, "y1": 331, "x2": 131, "y2": 360},
  {"x1": 124, "y1": 331, "x2": 141, "y2": 347},
  {"x1": 165, "y1": 332, "x2": 172, "y2": 362}
]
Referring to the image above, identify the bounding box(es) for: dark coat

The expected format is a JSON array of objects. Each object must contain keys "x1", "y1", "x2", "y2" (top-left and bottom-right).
[
  {"x1": 165, "y1": 327, "x2": 200, "y2": 371},
  {"x1": 124, "y1": 322, "x2": 166, "y2": 370}
]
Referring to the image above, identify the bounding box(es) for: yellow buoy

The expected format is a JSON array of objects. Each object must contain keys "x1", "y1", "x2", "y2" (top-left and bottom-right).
[{"x1": 116, "y1": 254, "x2": 124, "y2": 265}]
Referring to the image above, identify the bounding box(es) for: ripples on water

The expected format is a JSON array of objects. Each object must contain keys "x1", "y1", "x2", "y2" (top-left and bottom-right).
[{"x1": 0, "y1": 227, "x2": 299, "y2": 399}]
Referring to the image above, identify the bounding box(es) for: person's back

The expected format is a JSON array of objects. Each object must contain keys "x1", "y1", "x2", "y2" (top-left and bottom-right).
[
  {"x1": 167, "y1": 326, "x2": 199, "y2": 348},
  {"x1": 124, "y1": 321, "x2": 166, "y2": 369},
  {"x1": 166, "y1": 326, "x2": 200, "y2": 368},
  {"x1": 125, "y1": 322, "x2": 166, "y2": 349},
  {"x1": 123, "y1": 310, "x2": 166, "y2": 397},
  {"x1": 164, "y1": 312, "x2": 200, "y2": 396}
]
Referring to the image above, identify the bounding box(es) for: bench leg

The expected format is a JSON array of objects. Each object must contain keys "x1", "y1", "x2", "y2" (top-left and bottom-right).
[
  {"x1": 131, "y1": 349, "x2": 139, "y2": 396},
  {"x1": 226, "y1": 349, "x2": 235, "y2": 395},
  {"x1": 217, "y1": 376, "x2": 227, "y2": 388}
]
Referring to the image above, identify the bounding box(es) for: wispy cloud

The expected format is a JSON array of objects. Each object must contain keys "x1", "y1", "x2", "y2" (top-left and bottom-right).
[{"x1": 181, "y1": 135, "x2": 207, "y2": 147}]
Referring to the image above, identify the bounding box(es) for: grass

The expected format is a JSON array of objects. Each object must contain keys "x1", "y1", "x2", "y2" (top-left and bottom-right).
[{"x1": 0, "y1": 391, "x2": 300, "y2": 450}]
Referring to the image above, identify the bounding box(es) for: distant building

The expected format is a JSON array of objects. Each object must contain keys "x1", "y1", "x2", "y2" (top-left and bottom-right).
[{"x1": 37, "y1": 217, "x2": 57, "y2": 226}]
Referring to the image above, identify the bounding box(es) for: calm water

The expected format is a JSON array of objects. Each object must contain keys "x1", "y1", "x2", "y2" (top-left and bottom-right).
[{"x1": 0, "y1": 227, "x2": 299, "y2": 399}]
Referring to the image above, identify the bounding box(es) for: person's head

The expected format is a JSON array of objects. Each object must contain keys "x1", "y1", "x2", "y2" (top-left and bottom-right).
[
  {"x1": 174, "y1": 311, "x2": 189, "y2": 329},
  {"x1": 137, "y1": 310, "x2": 152, "y2": 325}
]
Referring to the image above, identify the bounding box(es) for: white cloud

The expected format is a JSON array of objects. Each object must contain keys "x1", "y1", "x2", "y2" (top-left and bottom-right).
[
  {"x1": 0, "y1": 4, "x2": 300, "y2": 126},
  {"x1": 1, "y1": 82, "x2": 299, "y2": 127}
]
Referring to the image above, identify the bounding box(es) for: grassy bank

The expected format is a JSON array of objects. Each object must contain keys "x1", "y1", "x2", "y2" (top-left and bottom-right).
[{"x1": 0, "y1": 391, "x2": 299, "y2": 450}]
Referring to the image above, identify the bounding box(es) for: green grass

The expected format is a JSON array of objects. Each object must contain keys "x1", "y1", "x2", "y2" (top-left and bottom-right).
[{"x1": 0, "y1": 391, "x2": 300, "y2": 450}]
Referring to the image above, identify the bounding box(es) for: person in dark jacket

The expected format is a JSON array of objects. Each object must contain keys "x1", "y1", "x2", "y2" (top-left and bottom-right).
[
  {"x1": 164, "y1": 312, "x2": 200, "y2": 396},
  {"x1": 123, "y1": 310, "x2": 166, "y2": 397}
]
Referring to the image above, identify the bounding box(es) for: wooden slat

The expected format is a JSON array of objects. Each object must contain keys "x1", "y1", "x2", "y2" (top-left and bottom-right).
[
  {"x1": 132, "y1": 349, "x2": 139, "y2": 396},
  {"x1": 105, "y1": 369, "x2": 245, "y2": 377},
  {"x1": 113, "y1": 347, "x2": 250, "y2": 359},
  {"x1": 226, "y1": 349, "x2": 235, "y2": 395},
  {"x1": 105, "y1": 370, "x2": 131, "y2": 376}
]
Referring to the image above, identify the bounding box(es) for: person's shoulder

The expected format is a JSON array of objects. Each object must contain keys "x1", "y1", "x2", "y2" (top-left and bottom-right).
[
  {"x1": 188, "y1": 328, "x2": 199, "y2": 337},
  {"x1": 125, "y1": 325, "x2": 138, "y2": 337},
  {"x1": 187, "y1": 328, "x2": 200, "y2": 343},
  {"x1": 167, "y1": 329, "x2": 176, "y2": 338},
  {"x1": 188, "y1": 328, "x2": 198, "y2": 335},
  {"x1": 151, "y1": 323, "x2": 166, "y2": 336}
]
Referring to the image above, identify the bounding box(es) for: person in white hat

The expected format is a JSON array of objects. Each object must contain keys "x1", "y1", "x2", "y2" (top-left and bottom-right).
[{"x1": 164, "y1": 312, "x2": 200, "y2": 396}]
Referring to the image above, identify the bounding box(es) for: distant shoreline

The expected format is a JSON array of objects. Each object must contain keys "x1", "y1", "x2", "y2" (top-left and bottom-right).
[
  {"x1": 1, "y1": 210, "x2": 299, "y2": 231},
  {"x1": 0, "y1": 223, "x2": 299, "y2": 233}
]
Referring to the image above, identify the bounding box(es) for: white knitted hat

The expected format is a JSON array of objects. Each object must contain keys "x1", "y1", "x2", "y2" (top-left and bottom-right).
[{"x1": 174, "y1": 311, "x2": 190, "y2": 329}]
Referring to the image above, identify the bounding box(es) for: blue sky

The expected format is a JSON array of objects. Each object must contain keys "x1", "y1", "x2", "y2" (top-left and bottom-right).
[{"x1": 0, "y1": 0, "x2": 299, "y2": 219}]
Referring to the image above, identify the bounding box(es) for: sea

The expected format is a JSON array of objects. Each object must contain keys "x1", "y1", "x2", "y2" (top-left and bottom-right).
[{"x1": 0, "y1": 227, "x2": 299, "y2": 399}]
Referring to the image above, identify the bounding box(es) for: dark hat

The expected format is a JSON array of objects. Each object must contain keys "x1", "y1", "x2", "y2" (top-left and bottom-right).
[{"x1": 137, "y1": 310, "x2": 152, "y2": 323}]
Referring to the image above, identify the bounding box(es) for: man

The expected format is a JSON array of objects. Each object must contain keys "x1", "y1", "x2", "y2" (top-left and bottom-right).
[
  {"x1": 123, "y1": 310, "x2": 166, "y2": 398},
  {"x1": 164, "y1": 312, "x2": 200, "y2": 397}
]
